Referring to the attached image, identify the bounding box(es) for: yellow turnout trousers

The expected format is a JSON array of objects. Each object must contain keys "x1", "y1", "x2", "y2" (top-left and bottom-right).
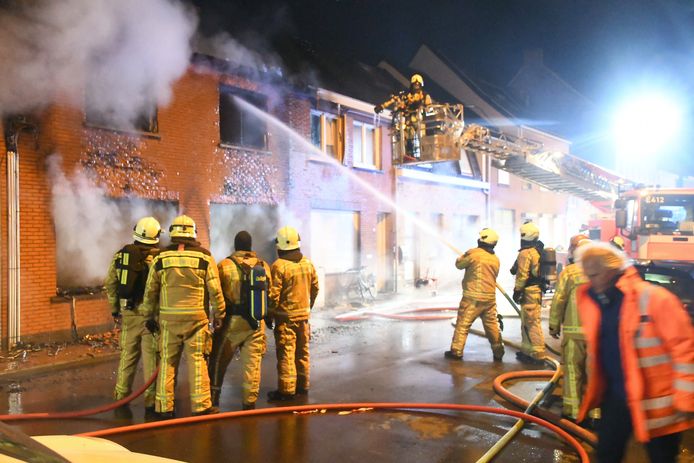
[
  {"x1": 274, "y1": 320, "x2": 310, "y2": 394},
  {"x1": 209, "y1": 316, "x2": 266, "y2": 405},
  {"x1": 450, "y1": 298, "x2": 504, "y2": 359},
  {"x1": 156, "y1": 318, "x2": 212, "y2": 414},
  {"x1": 114, "y1": 312, "x2": 157, "y2": 408},
  {"x1": 520, "y1": 286, "x2": 545, "y2": 358}
]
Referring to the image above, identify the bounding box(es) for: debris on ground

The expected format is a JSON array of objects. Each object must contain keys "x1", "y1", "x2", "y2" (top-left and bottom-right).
[{"x1": 0, "y1": 330, "x2": 121, "y2": 374}]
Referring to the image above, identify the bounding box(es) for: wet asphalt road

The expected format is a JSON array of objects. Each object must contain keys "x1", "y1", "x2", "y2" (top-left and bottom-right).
[{"x1": 1, "y1": 297, "x2": 692, "y2": 462}]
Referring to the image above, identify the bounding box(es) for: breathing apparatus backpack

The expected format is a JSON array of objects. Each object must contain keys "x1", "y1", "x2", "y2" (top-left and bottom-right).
[
  {"x1": 510, "y1": 243, "x2": 557, "y2": 293},
  {"x1": 230, "y1": 257, "x2": 268, "y2": 330},
  {"x1": 115, "y1": 244, "x2": 157, "y2": 310}
]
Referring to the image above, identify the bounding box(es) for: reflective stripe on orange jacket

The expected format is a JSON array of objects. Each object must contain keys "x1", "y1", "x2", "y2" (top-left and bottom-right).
[{"x1": 577, "y1": 266, "x2": 694, "y2": 442}]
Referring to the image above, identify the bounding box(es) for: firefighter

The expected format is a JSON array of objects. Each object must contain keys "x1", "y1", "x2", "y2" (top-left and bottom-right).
[
  {"x1": 267, "y1": 226, "x2": 319, "y2": 402},
  {"x1": 208, "y1": 231, "x2": 271, "y2": 410},
  {"x1": 374, "y1": 74, "x2": 432, "y2": 157},
  {"x1": 104, "y1": 216, "x2": 161, "y2": 414},
  {"x1": 445, "y1": 228, "x2": 504, "y2": 361},
  {"x1": 141, "y1": 215, "x2": 225, "y2": 418},
  {"x1": 575, "y1": 242, "x2": 694, "y2": 463},
  {"x1": 548, "y1": 234, "x2": 591, "y2": 420},
  {"x1": 511, "y1": 221, "x2": 546, "y2": 364}
]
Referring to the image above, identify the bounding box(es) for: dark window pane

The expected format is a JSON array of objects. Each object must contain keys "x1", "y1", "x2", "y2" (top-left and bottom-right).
[
  {"x1": 219, "y1": 87, "x2": 267, "y2": 149},
  {"x1": 311, "y1": 113, "x2": 321, "y2": 147}
]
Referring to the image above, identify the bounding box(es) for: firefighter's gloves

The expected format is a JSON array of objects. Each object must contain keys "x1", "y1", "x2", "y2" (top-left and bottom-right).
[
  {"x1": 374, "y1": 104, "x2": 383, "y2": 114},
  {"x1": 512, "y1": 289, "x2": 523, "y2": 304},
  {"x1": 549, "y1": 327, "x2": 561, "y2": 339},
  {"x1": 213, "y1": 318, "x2": 224, "y2": 331},
  {"x1": 497, "y1": 314, "x2": 504, "y2": 331},
  {"x1": 145, "y1": 319, "x2": 160, "y2": 334}
]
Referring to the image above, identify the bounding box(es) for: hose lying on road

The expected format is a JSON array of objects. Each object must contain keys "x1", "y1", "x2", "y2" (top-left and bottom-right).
[
  {"x1": 493, "y1": 369, "x2": 597, "y2": 447},
  {"x1": 77, "y1": 401, "x2": 589, "y2": 463},
  {"x1": 0, "y1": 368, "x2": 159, "y2": 422}
]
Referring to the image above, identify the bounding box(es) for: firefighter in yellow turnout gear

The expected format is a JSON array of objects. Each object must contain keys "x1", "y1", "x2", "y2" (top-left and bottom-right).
[
  {"x1": 105, "y1": 217, "x2": 161, "y2": 412},
  {"x1": 445, "y1": 228, "x2": 504, "y2": 361},
  {"x1": 141, "y1": 215, "x2": 225, "y2": 417},
  {"x1": 375, "y1": 74, "x2": 433, "y2": 158},
  {"x1": 549, "y1": 235, "x2": 593, "y2": 420},
  {"x1": 267, "y1": 226, "x2": 319, "y2": 402},
  {"x1": 511, "y1": 222, "x2": 546, "y2": 363},
  {"x1": 209, "y1": 231, "x2": 271, "y2": 410}
]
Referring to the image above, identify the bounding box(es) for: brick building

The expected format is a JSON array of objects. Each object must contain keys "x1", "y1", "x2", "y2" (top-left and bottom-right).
[{"x1": 0, "y1": 49, "x2": 596, "y2": 346}]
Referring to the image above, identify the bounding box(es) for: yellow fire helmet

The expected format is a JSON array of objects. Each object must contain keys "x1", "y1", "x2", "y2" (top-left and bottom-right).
[
  {"x1": 610, "y1": 235, "x2": 625, "y2": 251},
  {"x1": 169, "y1": 214, "x2": 197, "y2": 239},
  {"x1": 133, "y1": 216, "x2": 161, "y2": 244},
  {"x1": 478, "y1": 228, "x2": 499, "y2": 246},
  {"x1": 275, "y1": 226, "x2": 301, "y2": 251},
  {"x1": 520, "y1": 221, "x2": 540, "y2": 241},
  {"x1": 410, "y1": 74, "x2": 424, "y2": 86}
]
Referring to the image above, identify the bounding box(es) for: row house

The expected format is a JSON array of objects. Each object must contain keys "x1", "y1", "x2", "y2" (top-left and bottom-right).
[{"x1": 0, "y1": 46, "x2": 595, "y2": 346}]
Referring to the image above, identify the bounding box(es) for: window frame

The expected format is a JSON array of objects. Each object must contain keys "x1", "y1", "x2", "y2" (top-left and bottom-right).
[
  {"x1": 219, "y1": 86, "x2": 269, "y2": 151},
  {"x1": 352, "y1": 120, "x2": 380, "y2": 170}
]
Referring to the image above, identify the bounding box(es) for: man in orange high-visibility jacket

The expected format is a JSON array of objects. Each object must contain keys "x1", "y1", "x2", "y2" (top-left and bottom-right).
[{"x1": 575, "y1": 242, "x2": 694, "y2": 463}]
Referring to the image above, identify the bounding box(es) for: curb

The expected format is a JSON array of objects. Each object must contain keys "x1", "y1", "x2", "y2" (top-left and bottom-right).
[{"x1": 0, "y1": 352, "x2": 120, "y2": 382}]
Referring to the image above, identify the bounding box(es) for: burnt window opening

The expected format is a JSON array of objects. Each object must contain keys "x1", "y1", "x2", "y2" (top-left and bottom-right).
[
  {"x1": 219, "y1": 87, "x2": 268, "y2": 150},
  {"x1": 84, "y1": 84, "x2": 158, "y2": 134},
  {"x1": 55, "y1": 198, "x2": 178, "y2": 296},
  {"x1": 85, "y1": 104, "x2": 158, "y2": 134}
]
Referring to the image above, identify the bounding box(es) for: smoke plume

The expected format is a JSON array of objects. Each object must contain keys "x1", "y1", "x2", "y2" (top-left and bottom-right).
[
  {"x1": 47, "y1": 154, "x2": 178, "y2": 290},
  {"x1": 0, "y1": 0, "x2": 197, "y2": 126}
]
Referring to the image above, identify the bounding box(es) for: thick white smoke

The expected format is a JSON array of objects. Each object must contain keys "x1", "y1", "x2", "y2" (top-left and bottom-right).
[
  {"x1": 0, "y1": 0, "x2": 196, "y2": 125},
  {"x1": 47, "y1": 154, "x2": 178, "y2": 290}
]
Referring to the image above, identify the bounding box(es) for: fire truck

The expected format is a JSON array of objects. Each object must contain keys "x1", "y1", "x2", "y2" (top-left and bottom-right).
[{"x1": 614, "y1": 188, "x2": 694, "y2": 261}]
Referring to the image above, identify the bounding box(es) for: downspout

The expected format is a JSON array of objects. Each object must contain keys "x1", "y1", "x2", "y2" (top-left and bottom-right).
[{"x1": 3, "y1": 116, "x2": 38, "y2": 348}]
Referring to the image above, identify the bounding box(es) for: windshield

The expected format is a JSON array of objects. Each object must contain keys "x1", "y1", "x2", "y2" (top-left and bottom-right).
[{"x1": 640, "y1": 193, "x2": 694, "y2": 235}]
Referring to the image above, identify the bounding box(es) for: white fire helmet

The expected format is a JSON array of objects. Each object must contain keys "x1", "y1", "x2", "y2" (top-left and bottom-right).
[
  {"x1": 133, "y1": 217, "x2": 161, "y2": 244},
  {"x1": 520, "y1": 222, "x2": 540, "y2": 241},
  {"x1": 169, "y1": 215, "x2": 197, "y2": 239},
  {"x1": 410, "y1": 74, "x2": 424, "y2": 86},
  {"x1": 276, "y1": 226, "x2": 300, "y2": 251},
  {"x1": 478, "y1": 228, "x2": 499, "y2": 246}
]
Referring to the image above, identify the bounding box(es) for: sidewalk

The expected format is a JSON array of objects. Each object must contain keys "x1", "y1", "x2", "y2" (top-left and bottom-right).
[{"x1": 0, "y1": 331, "x2": 121, "y2": 381}]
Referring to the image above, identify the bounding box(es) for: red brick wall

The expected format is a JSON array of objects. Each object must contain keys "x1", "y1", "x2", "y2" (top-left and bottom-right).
[{"x1": 0, "y1": 61, "x2": 583, "y2": 344}]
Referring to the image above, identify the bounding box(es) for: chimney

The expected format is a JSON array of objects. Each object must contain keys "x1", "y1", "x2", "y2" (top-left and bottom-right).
[{"x1": 523, "y1": 49, "x2": 544, "y2": 66}]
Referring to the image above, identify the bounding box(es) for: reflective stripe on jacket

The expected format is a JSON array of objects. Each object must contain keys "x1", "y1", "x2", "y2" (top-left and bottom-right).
[
  {"x1": 269, "y1": 257, "x2": 319, "y2": 322},
  {"x1": 577, "y1": 266, "x2": 694, "y2": 441},
  {"x1": 513, "y1": 247, "x2": 540, "y2": 291},
  {"x1": 549, "y1": 263, "x2": 587, "y2": 339},
  {"x1": 456, "y1": 247, "x2": 499, "y2": 302},
  {"x1": 141, "y1": 243, "x2": 225, "y2": 322}
]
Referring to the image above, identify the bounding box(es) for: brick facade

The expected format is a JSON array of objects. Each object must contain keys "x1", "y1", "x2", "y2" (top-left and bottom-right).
[{"x1": 0, "y1": 59, "x2": 585, "y2": 346}]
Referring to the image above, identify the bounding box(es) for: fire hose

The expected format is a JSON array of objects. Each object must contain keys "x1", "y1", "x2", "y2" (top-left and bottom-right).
[
  {"x1": 0, "y1": 367, "x2": 159, "y2": 422},
  {"x1": 76, "y1": 401, "x2": 589, "y2": 462}
]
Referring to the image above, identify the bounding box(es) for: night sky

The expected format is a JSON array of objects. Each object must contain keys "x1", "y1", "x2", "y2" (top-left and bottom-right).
[{"x1": 193, "y1": 0, "x2": 694, "y2": 175}]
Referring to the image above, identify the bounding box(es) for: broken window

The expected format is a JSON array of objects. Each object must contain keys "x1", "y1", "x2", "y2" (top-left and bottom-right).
[
  {"x1": 84, "y1": 81, "x2": 158, "y2": 133},
  {"x1": 219, "y1": 87, "x2": 268, "y2": 150},
  {"x1": 55, "y1": 198, "x2": 178, "y2": 296}
]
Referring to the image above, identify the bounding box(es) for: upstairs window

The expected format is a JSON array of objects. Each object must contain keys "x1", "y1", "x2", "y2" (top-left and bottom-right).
[
  {"x1": 219, "y1": 87, "x2": 268, "y2": 150},
  {"x1": 497, "y1": 169, "x2": 510, "y2": 186},
  {"x1": 85, "y1": 92, "x2": 158, "y2": 133},
  {"x1": 353, "y1": 121, "x2": 380, "y2": 169},
  {"x1": 310, "y1": 110, "x2": 344, "y2": 162}
]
